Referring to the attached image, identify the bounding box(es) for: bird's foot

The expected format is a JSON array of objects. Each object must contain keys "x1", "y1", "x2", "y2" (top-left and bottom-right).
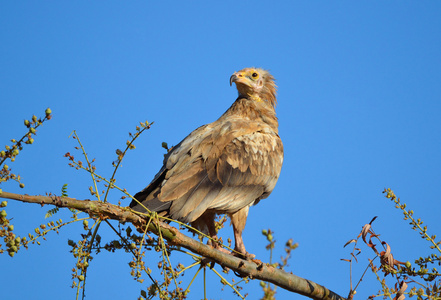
[
  {"x1": 218, "y1": 247, "x2": 232, "y2": 254},
  {"x1": 207, "y1": 239, "x2": 231, "y2": 254}
]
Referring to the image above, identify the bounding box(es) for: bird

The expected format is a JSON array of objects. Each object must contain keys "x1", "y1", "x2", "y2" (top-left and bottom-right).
[{"x1": 130, "y1": 67, "x2": 283, "y2": 258}]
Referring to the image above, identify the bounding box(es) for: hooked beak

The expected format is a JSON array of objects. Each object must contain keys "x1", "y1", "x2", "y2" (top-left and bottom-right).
[{"x1": 229, "y1": 74, "x2": 238, "y2": 86}]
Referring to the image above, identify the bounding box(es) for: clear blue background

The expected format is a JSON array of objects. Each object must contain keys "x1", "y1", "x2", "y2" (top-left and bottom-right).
[{"x1": 1, "y1": 2, "x2": 440, "y2": 299}]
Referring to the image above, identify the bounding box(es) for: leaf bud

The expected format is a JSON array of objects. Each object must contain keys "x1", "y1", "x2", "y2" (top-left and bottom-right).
[
  {"x1": 8, "y1": 251, "x2": 15, "y2": 257},
  {"x1": 262, "y1": 229, "x2": 268, "y2": 235},
  {"x1": 78, "y1": 275, "x2": 85, "y2": 281},
  {"x1": 32, "y1": 115, "x2": 37, "y2": 122},
  {"x1": 1, "y1": 201, "x2": 7, "y2": 207},
  {"x1": 1, "y1": 210, "x2": 7, "y2": 217},
  {"x1": 19, "y1": 183, "x2": 25, "y2": 188},
  {"x1": 24, "y1": 119, "x2": 30, "y2": 127},
  {"x1": 8, "y1": 225, "x2": 14, "y2": 231},
  {"x1": 45, "y1": 108, "x2": 52, "y2": 116}
]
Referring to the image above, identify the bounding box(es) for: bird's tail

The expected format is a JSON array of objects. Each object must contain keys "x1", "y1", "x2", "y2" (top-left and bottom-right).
[{"x1": 130, "y1": 191, "x2": 172, "y2": 214}]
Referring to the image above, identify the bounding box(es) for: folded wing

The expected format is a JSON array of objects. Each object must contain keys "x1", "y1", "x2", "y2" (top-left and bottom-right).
[{"x1": 130, "y1": 118, "x2": 283, "y2": 223}]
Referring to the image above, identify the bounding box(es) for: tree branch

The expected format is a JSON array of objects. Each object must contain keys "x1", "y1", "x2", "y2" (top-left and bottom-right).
[{"x1": 0, "y1": 191, "x2": 345, "y2": 300}]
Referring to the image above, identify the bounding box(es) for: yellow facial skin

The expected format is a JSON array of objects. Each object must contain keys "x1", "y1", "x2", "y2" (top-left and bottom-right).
[{"x1": 230, "y1": 68, "x2": 275, "y2": 104}]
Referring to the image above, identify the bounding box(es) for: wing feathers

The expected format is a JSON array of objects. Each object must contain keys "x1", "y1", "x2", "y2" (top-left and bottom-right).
[{"x1": 132, "y1": 113, "x2": 283, "y2": 223}]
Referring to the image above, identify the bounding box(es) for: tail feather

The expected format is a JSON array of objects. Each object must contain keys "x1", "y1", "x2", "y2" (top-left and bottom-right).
[{"x1": 130, "y1": 190, "x2": 172, "y2": 213}]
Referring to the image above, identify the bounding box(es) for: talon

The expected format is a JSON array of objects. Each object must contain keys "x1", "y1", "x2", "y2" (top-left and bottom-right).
[{"x1": 213, "y1": 245, "x2": 230, "y2": 255}]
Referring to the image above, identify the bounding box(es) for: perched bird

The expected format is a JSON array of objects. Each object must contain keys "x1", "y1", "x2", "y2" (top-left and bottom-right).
[{"x1": 131, "y1": 67, "x2": 283, "y2": 257}]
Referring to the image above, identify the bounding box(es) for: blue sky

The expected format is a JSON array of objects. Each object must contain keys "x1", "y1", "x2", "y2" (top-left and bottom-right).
[{"x1": 1, "y1": 2, "x2": 441, "y2": 299}]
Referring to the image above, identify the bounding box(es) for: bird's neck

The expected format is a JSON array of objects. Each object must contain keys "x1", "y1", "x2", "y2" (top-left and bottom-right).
[
  {"x1": 222, "y1": 97, "x2": 279, "y2": 131},
  {"x1": 247, "y1": 94, "x2": 264, "y2": 103}
]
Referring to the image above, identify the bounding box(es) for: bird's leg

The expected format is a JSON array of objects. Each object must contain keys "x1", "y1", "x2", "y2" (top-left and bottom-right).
[
  {"x1": 230, "y1": 206, "x2": 255, "y2": 259},
  {"x1": 232, "y1": 222, "x2": 246, "y2": 255},
  {"x1": 207, "y1": 219, "x2": 230, "y2": 254},
  {"x1": 196, "y1": 212, "x2": 230, "y2": 254}
]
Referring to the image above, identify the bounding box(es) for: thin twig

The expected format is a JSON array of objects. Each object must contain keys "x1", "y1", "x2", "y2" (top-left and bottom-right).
[{"x1": 0, "y1": 191, "x2": 346, "y2": 300}]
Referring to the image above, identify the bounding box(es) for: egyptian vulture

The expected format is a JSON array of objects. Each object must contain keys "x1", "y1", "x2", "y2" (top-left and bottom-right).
[{"x1": 130, "y1": 67, "x2": 283, "y2": 257}]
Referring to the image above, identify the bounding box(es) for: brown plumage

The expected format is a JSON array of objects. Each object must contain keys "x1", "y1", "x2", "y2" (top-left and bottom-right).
[{"x1": 130, "y1": 67, "x2": 283, "y2": 257}]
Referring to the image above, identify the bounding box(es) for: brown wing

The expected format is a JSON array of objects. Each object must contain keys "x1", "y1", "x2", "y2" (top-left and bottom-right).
[
  {"x1": 130, "y1": 123, "x2": 211, "y2": 212},
  {"x1": 131, "y1": 118, "x2": 283, "y2": 223}
]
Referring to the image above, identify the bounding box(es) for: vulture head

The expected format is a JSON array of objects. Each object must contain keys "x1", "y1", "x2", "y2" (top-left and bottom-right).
[{"x1": 230, "y1": 67, "x2": 277, "y2": 107}]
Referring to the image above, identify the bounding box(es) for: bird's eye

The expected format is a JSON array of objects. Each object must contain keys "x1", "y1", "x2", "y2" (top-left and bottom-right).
[{"x1": 252, "y1": 72, "x2": 259, "y2": 78}]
